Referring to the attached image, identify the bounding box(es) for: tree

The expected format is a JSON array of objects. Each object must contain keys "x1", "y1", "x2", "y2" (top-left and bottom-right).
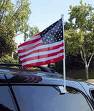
[
  {"x1": 0, "y1": 0, "x2": 31, "y2": 56},
  {"x1": 23, "y1": 26, "x2": 39, "y2": 41},
  {"x1": 29, "y1": 26, "x2": 39, "y2": 37},
  {"x1": 65, "y1": 1, "x2": 94, "y2": 79}
]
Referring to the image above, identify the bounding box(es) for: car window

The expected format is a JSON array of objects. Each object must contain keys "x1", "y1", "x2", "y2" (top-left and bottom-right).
[
  {"x1": 0, "y1": 86, "x2": 16, "y2": 111},
  {"x1": 12, "y1": 85, "x2": 92, "y2": 111},
  {"x1": 90, "y1": 90, "x2": 94, "y2": 100}
]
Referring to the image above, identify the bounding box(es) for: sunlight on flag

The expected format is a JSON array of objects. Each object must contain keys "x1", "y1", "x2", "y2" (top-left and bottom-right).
[{"x1": 18, "y1": 19, "x2": 64, "y2": 68}]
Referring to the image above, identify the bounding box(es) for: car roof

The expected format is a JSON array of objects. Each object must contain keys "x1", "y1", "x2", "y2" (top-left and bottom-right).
[
  {"x1": 0, "y1": 65, "x2": 64, "y2": 86},
  {"x1": 0, "y1": 64, "x2": 94, "y2": 96}
]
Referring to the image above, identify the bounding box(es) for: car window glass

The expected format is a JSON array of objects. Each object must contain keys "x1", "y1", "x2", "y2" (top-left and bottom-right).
[
  {"x1": 12, "y1": 85, "x2": 92, "y2": 111},
  {"x1": 90, "y1": 90, "x2": 94, "y2": 99},
  {"x1": 0, "y1": 86, "x2": 16, "y2": 111}
]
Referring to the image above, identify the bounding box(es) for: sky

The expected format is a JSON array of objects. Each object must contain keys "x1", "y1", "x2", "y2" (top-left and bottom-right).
[
  {"x1": 15, "y1": 0, "x2": 94, "y2": 45},
  {"x1": 28, "y1": 0, "x2": 94, "y2": 31}
]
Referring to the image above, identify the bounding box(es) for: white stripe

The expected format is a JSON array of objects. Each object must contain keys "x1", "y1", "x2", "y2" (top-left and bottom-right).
[
  {"x1": 18, "y1": 39, "x2": 42, "y2": 51},
  {"x1": 20, "y1": 46, "x2": 64, "y2": 61},
  {"x1": 22, "y1": 53, "x2": 63, "y2": 65},
  {"x1": 19, "y1": 40, "x2": 64, "y2": 56},
  {"x1": 18, "y1": 36, "x2": 41, "y2": 50}
]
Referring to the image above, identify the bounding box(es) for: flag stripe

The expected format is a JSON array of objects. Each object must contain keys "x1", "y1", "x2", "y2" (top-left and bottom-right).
[
  {"x1": 18, "y1": 42, "x2": 42, "y2": 53},
  {"x1": 18, "y1": 40, "x2": 64, "y2": 56},
  {"x1": 19, "y1": 42, "x2": 64, "y2": 58},
  {"x1": 21, "y1": 49, "x2": 64, "y2": 63},
  {"x1": 18, "y1": 19, "x2": 64, "y2": 68},
  {"x1": 20, "y1": 46, "x2": 64, "y2": 61},
  {"x1": 18, "y1": 39, "x2": 42, "y2": 51},
  {"x1": 23, "y1": 56, "x2": 64, "y2": 67},
  {"x1": 18, "y1": 34, "x2": 41, "y2": 47},
  {"x1": 22, "y1": 53, "x2": 63, "y2": 66}
]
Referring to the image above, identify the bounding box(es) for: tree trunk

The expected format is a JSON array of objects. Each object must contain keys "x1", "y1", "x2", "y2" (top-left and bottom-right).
[{"x1": 85, "y1": 65, "x2": 89, "y2": 80}]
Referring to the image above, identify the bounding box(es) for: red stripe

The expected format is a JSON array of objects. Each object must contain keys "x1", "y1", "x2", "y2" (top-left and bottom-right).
[
  {"x1": 21, "y1": 49, "x2": 64, "y2": 63},
  {"x1": 18, "y1": 40, "x2": 63, "y2": 54},
  {"x1": 18, "y1": 43, "x2": 42, "y2": 53},
  {"x1": 18, "y1": 36, "x2": 41, "y2": 47},
  {"x1": 23, "y1": 56, "x2": 64, "y2": 68},
  {"x1": 19, "y1": 42, "x2": 64, "y2": 58}
]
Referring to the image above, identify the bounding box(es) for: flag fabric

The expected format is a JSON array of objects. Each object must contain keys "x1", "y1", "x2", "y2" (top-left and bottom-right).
[{"x1": 18, "y1": 19, "x2": 64, "y2": 68}]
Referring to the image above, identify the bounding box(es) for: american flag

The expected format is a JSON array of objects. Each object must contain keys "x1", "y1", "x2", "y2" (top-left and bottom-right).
[{"x1": 18, "y1": 19, "x2": 64, "y2": 68}]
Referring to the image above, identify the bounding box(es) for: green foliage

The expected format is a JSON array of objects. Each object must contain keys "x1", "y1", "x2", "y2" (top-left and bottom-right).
[
  {"x1": 0, "y1": 55, "x2": 18, "y2": 64},
  {"x1": 69, "y1": 2, "x2": 93, "y2": 30},
  {"x1": 65, "y1": 29, "x2": 80, "y2": 54},
  {"x1": 65, "y1": 1, "x2": 94, "y2": 79},
  {"x1": 65, "y1": 1, "x2": 94, "y2": 57},
  {"x1": 0, "y1": 0, "x2": 31, "y2": 56},
  {"x1": 13, "y1": 0, "x2": 31, "y2": 32},
  {"x1": 29, "y1": 26, "x2": 39, "y2": 36},
  {"x1": 23, "y1": 26, "x2": 39, "y2": 41}
]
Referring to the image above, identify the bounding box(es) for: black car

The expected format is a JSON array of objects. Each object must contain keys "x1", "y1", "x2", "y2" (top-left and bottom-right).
[{"x1": 0, "y1": 64, "x2": 93, "y2": 111}]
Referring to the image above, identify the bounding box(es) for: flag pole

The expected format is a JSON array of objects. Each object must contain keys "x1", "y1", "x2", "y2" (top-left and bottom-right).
[{"x1": 61, "y1": 14, "x2": 67, "y2": 92}]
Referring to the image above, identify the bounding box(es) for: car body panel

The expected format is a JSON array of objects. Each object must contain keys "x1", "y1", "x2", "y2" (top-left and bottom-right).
[{"x1": 0, "y1": 66, "x2": 94, "y2": 111}]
